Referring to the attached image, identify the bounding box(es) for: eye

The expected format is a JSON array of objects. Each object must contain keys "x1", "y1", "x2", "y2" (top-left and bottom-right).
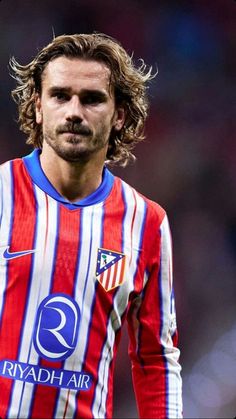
[
  {"x1": 57, "y1": 93, "x2": 69, "y2": 101},
  {"x1": 82, "y1": 93, "x2": 107, "y2": 106},
  {"x1": 85, "y1": 97, "x2": 98, "y2": 105},
  {"x1": 51, "y1": 91, "x2": 70, "y2": 102},
  {"x1": 83, "y1": 96, "x2": 99, "y2": 105}
]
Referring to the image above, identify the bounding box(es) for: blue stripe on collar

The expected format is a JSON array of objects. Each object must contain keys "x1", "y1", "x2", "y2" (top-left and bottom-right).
[{"x1": 23, "y1": 149, "x2": 114, "y2": 209}]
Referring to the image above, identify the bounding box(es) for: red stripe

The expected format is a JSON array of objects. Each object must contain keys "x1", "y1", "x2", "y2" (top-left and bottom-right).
[
  {"x1": 111, "y1": 259, "x2": 119, "y2": 289},
  {"x1": 30, "y1": 205, "x2": 81, "y2": 418},
  {"x1": 104, "y1": 268, "x2": 111, "y2": 290},
  {"x1": 76, "y1": 178, "x2": 126, "y2": 418},
  {"x1": 105, "y1": 320, "x2": 124, "y2": 416},
  {"x1": 0, "y1": 160, "x2": 37, "y2": 417},
  {"x1": 128, "y1": 199, "x2": 167, "y2": 417}
]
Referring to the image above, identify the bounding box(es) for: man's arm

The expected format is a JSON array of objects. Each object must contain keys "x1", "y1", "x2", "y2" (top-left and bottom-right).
[
  {"x1": 127, "y1": 214, "x2": 183, "y2": 418},
  {"x1": 0, "y1": 170, "x2": 3, "y2": 227}
]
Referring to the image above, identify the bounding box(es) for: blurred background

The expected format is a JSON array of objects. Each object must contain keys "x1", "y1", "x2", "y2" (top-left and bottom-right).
[{"x1": 0, "y1": 0, "x2": 235, "y2": 417}]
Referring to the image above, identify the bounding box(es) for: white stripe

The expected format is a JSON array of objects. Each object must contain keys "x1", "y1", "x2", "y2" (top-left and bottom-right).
[
  {"x1": 159, "y1": 215, "x2": 182, "y2": 416},
  {"x1": 92, "y1": 316, "x2": 115, "y2": 418},
  {"x1": 159, "y1": 215, "x2": 173, "y2": 344},
  {"x1": 12, "y1": 190, "x2": 59, "y2": 418}
]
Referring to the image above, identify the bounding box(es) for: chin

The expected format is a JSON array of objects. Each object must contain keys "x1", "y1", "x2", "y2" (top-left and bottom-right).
[{"x1": 56, "y1": 147, "x2": 92, "y2": 163}]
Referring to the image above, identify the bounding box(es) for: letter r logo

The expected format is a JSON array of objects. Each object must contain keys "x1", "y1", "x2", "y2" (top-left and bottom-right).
[{"x1": 33, "y1": 294, "x2": 80, "y2": 361}]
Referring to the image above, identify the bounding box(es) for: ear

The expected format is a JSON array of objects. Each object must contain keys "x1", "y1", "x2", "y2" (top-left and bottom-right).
[
  {"x1": 35, "y1": 93, "x2": 43, "y2": 124},
  {"x1": 113, "y1": 106, "x2": 126, "y2": 131}
]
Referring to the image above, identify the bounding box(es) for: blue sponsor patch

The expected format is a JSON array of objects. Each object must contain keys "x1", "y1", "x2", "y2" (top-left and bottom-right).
[
  {"x1": 0, "y1": 360, "x2": 92, "y2": 391},
  {"x1": 33, "y1": 293, "x2": 80, "y2": 361}
]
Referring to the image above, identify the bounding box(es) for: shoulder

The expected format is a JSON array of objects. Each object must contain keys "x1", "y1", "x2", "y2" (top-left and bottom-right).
[
  {"x1": 0, "y1": 156, "x2": 23, "y2": 170},
  {"x1": 0, "y1": 158, "x2": 12, "y2": 177},
  {"x1": 115, "y1": 176, "x2": 166, "y2": 227},
  {"x1": 0, "y1": 157, "x2": 25, "y2": 182}
]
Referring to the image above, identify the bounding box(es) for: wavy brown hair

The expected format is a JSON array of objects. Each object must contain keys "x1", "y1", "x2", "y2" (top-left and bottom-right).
[{"x1": 10, "y1": 33, "x2": 155, "y2": 166}]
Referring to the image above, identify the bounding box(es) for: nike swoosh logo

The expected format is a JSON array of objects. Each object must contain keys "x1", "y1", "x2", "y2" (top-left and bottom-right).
[{"x1": 3, "y1": 246, "x2": 36, "y2": 260}]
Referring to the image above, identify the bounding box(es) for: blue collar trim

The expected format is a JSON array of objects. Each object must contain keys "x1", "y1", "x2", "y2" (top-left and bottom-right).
[{"x1": 23, "y1": 149, "x2": 114, "y2": 209}]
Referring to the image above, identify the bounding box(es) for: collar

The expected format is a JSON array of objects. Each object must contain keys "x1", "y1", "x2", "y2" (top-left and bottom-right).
[{"x1": 23, "y1": 149, "x2": 114, "y2": 209}]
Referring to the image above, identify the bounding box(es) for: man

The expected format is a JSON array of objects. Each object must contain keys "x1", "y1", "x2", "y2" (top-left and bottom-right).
[{"x1": 0, "y1": 33, "x2": 182, "y2": 418}]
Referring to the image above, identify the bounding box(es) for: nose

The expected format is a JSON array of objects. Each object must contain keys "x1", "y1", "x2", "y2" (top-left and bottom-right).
[{"x1": 65, "y1": 95, "x2": 83, "y2": 122}]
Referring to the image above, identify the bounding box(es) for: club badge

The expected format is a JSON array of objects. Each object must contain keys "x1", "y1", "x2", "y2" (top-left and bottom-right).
[{"x1": 95, "y1": 248, "x2": 126, "y2": 292}]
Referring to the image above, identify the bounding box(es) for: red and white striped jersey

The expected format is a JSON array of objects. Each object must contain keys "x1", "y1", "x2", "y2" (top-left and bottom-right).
[{"x1": 0, "y1": 149, "x2": 182, "y2": 418}]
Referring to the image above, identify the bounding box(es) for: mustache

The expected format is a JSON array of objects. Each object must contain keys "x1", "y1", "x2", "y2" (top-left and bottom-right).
[{"x1": 56, "y1": 123, "x2": 92, "y2": 136}]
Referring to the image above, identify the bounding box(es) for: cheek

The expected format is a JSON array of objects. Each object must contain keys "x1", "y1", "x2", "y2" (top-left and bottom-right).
[
  {"x1": 41, "y1": 110, "x2": 56, "y2": 128},
  {"x1": 97, "y1": 110, "x2": 115, "y2": 129},
  {"x1": 96, "y1": 118, "x2": 113, "y2": 136}
]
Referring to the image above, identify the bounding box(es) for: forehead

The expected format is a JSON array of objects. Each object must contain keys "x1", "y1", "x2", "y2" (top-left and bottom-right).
[{"x1": 41, "y1": 56, "x2": 111, "y2": 91}]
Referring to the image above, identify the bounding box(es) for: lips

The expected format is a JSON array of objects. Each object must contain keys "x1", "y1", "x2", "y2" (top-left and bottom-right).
[{"x1": 60, "y1": 129, "x2": 91, "y2": 136}]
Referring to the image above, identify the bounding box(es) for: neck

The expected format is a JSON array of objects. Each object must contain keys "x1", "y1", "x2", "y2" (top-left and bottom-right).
[{"x1": 40, "y1": 146, "x2": 106, "y2": 203}]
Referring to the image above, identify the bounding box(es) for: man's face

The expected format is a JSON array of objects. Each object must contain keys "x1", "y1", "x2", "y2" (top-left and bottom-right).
[{"x1": 35, "y1": 57, "x2": 125, "y2": 163}]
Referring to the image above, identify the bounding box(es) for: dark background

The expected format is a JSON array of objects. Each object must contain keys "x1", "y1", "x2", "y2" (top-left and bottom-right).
[{"x1": 0, "y1": 1, "x2": 235, "y2": 417}]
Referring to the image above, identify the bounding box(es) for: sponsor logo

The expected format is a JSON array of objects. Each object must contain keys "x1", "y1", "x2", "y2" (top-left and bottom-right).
[
  {"x1": 33, "y1": 294, "x2": 80, "y2": 361},
  {"x1": 96, "y1": 248, "x2": 126, "y2": 292},
  {"x1": 0, "y1": 294, "x2": 92, "y2": 391},
  {"x1": 0, "y1": 360, "x2": 92, "y2": 391},
  {"x1": 1, "y1": 246, "x2": 36, "y2": 260}
]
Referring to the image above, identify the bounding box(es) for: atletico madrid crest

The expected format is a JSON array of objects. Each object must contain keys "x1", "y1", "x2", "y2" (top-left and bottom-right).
[{"x1": 95, "y1": 248, "x2": 126, "y2": 292}]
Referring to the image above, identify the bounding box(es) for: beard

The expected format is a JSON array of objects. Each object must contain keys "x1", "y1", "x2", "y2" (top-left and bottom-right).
[{"x1": 43, "y1": 121, "x2": 110, "y2": 163}]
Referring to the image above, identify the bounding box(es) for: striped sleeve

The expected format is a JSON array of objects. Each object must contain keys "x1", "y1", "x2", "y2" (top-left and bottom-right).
[
  {"x1": 127, "y1": 213, "x2": 183, "y2": 418},
  {"x1": 0, "y1": 169, "x2": 3, "y2": 227}
]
